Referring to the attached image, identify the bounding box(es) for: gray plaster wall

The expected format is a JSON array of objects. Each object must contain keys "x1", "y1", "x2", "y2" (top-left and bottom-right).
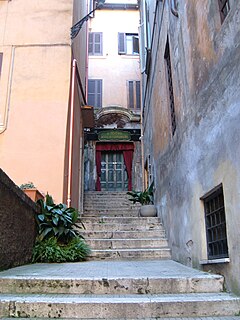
[
  {"x1": 0, "y1": 169, "x2": 37, "y2": 270},
  {"x1": 140, "y1": 0, "x2": 240, "y2": 294}
]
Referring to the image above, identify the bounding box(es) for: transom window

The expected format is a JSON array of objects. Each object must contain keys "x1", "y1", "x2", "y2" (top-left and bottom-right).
[{"x1": 201, "y1": 184, "x2": 229, "y2": 260}]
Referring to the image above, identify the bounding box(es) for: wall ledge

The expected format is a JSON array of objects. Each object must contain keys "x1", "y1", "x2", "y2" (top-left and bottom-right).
[{"x1": 200, "y1": 258, "x2": 230, "y2": 265}]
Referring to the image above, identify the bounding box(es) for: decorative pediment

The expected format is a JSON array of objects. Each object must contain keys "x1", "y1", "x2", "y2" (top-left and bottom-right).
[{"x1": 95, "y1": 106, "x2": 140, "y2": 128}]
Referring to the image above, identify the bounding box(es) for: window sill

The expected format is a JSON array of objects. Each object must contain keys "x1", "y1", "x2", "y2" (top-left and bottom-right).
[{"x1": 200, "y1": 258, "x2": 230, "y2": 265}]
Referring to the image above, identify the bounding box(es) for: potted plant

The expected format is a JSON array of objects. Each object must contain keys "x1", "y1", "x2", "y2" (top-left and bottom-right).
[
  {"x1": 127, "y1": 182, "x2": 157, "y2": 217},
  {"x1": 20, "y1": 182, "x2": 44, "y2": 202}
]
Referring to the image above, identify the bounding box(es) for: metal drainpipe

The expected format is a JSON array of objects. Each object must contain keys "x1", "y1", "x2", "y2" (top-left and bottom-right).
[{"x1": 67, "y1": 59, "x2": 77, "y2": 208}]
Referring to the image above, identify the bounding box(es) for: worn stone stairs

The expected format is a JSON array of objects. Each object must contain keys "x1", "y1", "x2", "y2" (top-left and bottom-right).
[
  {"x1": 0, "y1": 191, "x2": 239, "y2": 319},
  {"x1": 81, "y1": 191, "x2": 171, "y2": 260}
]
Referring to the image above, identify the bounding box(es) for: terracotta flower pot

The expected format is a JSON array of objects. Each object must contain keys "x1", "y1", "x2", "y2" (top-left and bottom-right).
[
  {"x1": 23, "y1": 189, "x2": 44, "y2": 202},
  {"x1": 139, "y1": 205, "x2": 157, "y2": 217}
]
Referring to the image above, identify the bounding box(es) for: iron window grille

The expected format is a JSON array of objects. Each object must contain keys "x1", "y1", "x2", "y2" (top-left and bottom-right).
[
  {"x1": 218, "y1": 0, "x2": 231, "y2": 23},
  {"x1": 164, "y1": 38, "x2": 176, "y2": 136},
  {"x1": 127, "y1": 80, "x2": 141, "y2": 110},
  {"x1": 201, "y1": 184, "x2": 229, "y2": 260}
]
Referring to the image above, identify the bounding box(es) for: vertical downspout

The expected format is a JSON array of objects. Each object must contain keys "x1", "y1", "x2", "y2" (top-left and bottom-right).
[{"x1": 67, "y1": 59, "x2": 77, "y2": 208}]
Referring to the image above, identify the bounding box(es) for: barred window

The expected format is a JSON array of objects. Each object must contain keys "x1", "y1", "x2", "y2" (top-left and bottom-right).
[
  {"x1": 218, "y1": 0, "x2": 231, "y2": 23},
  {"x1": 201, "y1": 184, "x2": 229, "y2": 260},
  {"x1": 164, "y1": 38, "x2": 176, "y2": 136}
]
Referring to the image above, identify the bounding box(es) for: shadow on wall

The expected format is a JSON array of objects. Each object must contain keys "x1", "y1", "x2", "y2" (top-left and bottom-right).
[{"x1": 0, "y1": 169, "x2": 38, "y2": 270}]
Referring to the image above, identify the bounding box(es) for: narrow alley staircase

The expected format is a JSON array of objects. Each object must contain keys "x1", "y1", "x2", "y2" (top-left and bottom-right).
[
  {"x1": 0, "y1": 191, "x2": 239, "y2": 319},
  {"x1": 82, "y1": 191, "x2": 171, "y2": 260}
]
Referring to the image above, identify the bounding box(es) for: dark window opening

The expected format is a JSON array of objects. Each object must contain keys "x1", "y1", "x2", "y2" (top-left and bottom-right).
[
  {"x1": 127, "y1": 80, "x2": 141, "y2": 110},
  {"x1": 218, "y1": 0, "x2": 230, "y2": 23},
  {"x1": 87, "y1": 79, "x2": 102, "y2": 108},
  {"x1": 164, "y1": 38, "x2": 176, "y2": 136},
  {"x1": 201, "y1": 184, "x2": 229, "y2": 260}
]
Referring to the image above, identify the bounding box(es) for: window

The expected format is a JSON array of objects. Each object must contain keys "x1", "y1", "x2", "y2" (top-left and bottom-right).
[
  {"x1": 87, "y1": 79, "x2": 102, "y2": 108},
  {"x1": 88, "y1": 32, "x2": 103, "y2": 55},
  {"x1": 218, "y1": 0, "x2": 230, "y2": 23},
  {"x1": 127, "y1": 80, "x2": 141, "y2": 110},
  {"x1": 118, "y1": 33, "x2": 139, "y2": 55},
  {"x1": 164, "y1": 38, "x2": 176, "y2": 136},
  {"x1": 201, "y1": 184, "x2": 229, "y2": 260}
]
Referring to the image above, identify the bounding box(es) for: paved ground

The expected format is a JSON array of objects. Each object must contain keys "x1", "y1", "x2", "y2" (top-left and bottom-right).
[{"x1": 0, "y1": 259, "x2": 222, "y2": 280}]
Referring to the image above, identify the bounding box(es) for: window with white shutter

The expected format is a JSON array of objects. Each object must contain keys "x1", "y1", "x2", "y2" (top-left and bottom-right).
[
  {"x1": 88, "y1": 32, "x2": 103, "y2": 56},
  {"x1": 88, "y1": 79, "x2": 103, "y2": 108},
  {"x1": 118, "y1": 33, "x2": 139, "y2": 55}
]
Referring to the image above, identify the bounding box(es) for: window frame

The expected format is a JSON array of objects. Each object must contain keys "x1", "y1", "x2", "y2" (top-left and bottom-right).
[
  {"x1": 127, "y1": 80, "x2": 141, "y2": 110},
  {"x1": 201, "y1": 184, "x2": 229, "y2": 260},
  {"x1": 218, "y1": 0, "x2": 231, "y2": 23},
  {"x1": 88, "y1": 32, "x2": 103, "y2": 56},
  {"x1": 164, "y1": 38, "x2": 176, "y2": 136},
  {"x1": 87, "y1": 79, "x2": 103, "y2": 109},
  {"x1": 118, "y1": 33, "x2": 139, "y2": 55}
]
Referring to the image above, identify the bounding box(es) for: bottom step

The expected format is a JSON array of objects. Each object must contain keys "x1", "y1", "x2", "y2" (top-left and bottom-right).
[{"x1": 0, "y1": 293, "x2": 240, "y2": 319}]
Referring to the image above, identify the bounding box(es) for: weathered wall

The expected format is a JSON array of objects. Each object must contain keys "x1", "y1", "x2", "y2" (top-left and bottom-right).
[
  {"x1": 0, "y1": 169, "x2": 37, "y2": 270},
  {"x1": 0, "y1": 0, "x2": 73, "y2": 203},
  {"x1": 141, "y1": 0, "x2": 240, "y2": 294}
]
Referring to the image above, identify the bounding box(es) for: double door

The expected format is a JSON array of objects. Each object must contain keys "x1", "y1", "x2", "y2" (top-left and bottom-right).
[{"x1": 100, "y1": 152, "x2": 128, "y2": 191}]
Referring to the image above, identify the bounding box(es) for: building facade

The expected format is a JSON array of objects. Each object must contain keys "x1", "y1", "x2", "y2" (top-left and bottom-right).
[
  {"x1": 0, "y1": 0, "x2": 92, "y2": 208},
  {"x1": 84, "y1": 0, "x2": 142, "y2": 192},
  {"x1": 139, "y1": 0, "x2": 240, "y2": 294}
]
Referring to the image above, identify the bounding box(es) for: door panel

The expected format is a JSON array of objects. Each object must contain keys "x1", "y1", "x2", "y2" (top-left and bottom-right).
[{"x1": 101, "y1": 152, "x2": 128, "y2": 191}]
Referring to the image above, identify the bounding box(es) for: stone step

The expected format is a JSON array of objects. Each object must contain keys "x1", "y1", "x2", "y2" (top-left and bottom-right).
[
  {"x1": 79, "y1": 222, "x2": 164, "y2": 232},
  {"x1": 0, "y1": 260, "x2": 224, "y2": 295},
  {"x1": 81, "y1": 229, "x2": 166, "y2": 239},
  {"x1": 1, "y1": 293, "x2": 239, "y2": 319},
  {"x1": 86, "y1": 238, "x2": 168, "y2": 249},
  {"x1": 81, "y1": 217, "x2": 159, "y2": 224},
  {"x1": 90, "y1": 248, "x2": 171, "y2": 260},
  {"x1": 82, "y1": 210, "x2": 139, "y2": 217}
]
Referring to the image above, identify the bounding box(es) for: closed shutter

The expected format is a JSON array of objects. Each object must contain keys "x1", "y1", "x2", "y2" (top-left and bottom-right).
[
  {"x1": 88, "y1": 79, "x2": 102, "y2": 108},
  {"x1": 118, "y1": 33, "x2": 126, "y2": 54},
  {"x1": 88, "y1": 33, "x2": 94, "y2": 55},
  {"x1": 94, "y1": 33, "x2": 102, "y2": 55},
  {"x1": 136, "y1": 81, "x2": 141, "y2": 109},
  {"x1": 128, "y1": 81, "x2": 134, "y2": 109},
  {"x1": 89, "y1": 32, "x2": 103, "y2": 55}
]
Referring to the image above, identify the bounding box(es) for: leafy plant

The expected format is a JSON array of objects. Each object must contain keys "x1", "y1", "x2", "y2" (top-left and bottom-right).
[
  {"x1": 20, "y1": 182, "x2": 36, "y2": 190},
  {"x1": 32, "y1": 236, "x2": 91, "y2": 263},
  {"x1": 127, "y1": 181, "x2": 154, "y2": 205},
  {"x1": 35, "y1": 194, "x2": 84, "y2": 242}
]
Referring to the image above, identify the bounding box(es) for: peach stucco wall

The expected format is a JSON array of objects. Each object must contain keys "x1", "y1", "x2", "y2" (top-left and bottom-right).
[{"x1": 0, "y1": 0, "x2": 74, "y2": 202}]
